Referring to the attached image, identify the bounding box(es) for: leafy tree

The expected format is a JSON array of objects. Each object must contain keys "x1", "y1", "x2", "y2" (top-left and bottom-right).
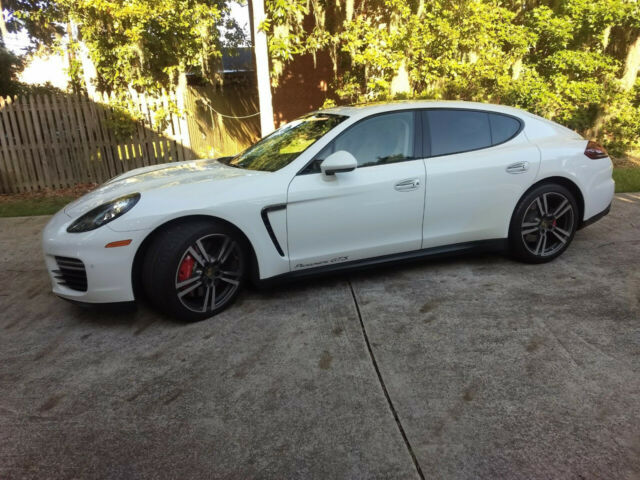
[
  {"x1": 4, "y1": 0, "x2": 640, "y2": 155},
  {"x1": 0, "y1": 0, "x2": 66, "y2": 50},
  {"x1": 4, "y1": 0, "x2": 245, "y2": 96},
  {"x1": 0, "y1": 38, "x2": 23, "y2": 96},
  {"x1": 263, "y1": 0, "x2": 640, "y2": 156},
  {"x1": 0, "y1": 38, "x2": 67, "y2": 97}
]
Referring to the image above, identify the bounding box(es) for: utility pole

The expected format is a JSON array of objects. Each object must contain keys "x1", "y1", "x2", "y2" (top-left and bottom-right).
[{"x1": 248, "y1": 0, "x2": 275, "y2": 137}]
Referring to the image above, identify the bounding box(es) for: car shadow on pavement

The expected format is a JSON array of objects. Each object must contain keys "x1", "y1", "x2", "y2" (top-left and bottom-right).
[{"x1": 54, "y1": 250, "x2": 510, "y2": 327}]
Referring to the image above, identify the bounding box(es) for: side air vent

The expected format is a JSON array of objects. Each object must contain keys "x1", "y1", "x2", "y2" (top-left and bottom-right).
[
  {"x1": 53, "y1": 256, "x2": 88, "y2": 292},
  {"x1": 261, "y1": 204, "x2": 286, "y2": 257}
]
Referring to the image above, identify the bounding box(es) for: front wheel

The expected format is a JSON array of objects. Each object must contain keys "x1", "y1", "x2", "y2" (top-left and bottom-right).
[
  {"x1": 142, "y1": 220, "x2": 247, "y2": 321},
  {"x1": 509, "y1": 183, "x2": 579, "y2": 263}
]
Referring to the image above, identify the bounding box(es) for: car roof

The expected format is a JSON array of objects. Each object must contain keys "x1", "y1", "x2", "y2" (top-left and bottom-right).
[
  {"x1": 315, "y1": 100, "x2": 583, "y2": 140},
  {"x1": 318, "y1": 100, "x2": 528, "y2": 119}
]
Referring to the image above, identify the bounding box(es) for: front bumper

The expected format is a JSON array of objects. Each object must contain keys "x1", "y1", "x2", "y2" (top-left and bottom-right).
[{"x1": 42, "y1": 209, "x2": 150, "y2": 303}]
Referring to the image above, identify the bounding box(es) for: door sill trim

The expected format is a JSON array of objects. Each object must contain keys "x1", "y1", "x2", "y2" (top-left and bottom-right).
[{"x1": 258, "y1": 238, "x2": 507, "y2": 286}]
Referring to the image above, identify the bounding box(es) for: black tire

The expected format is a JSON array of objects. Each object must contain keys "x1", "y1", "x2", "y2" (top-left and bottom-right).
[
  {"x1": 509, "y1": 183, "x2": 579, "y2": 264},
  {"x1": 142, "y1": 220, "x2": 247, "y2": 322}
]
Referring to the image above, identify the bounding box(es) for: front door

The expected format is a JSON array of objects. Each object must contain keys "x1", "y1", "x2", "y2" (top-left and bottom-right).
[{"x1": 286, "y1": 111, "x2": 426, "y2": 271}]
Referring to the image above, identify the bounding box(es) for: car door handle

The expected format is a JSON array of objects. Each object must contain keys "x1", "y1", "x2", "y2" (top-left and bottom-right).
[
  {"x1": 395, "y1": 179, "x2": 421, "y2": 191},
  {"x1": 506, "y1": 161, "x2": 529, "y2": 174}
]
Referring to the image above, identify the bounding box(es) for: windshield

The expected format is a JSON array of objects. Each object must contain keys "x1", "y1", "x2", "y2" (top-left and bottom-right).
[{"x1": 222, "y1": 113, "x2": 347, "y2": 172}]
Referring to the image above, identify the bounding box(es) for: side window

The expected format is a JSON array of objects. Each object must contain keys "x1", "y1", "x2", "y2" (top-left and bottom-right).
[
  {"x1": 426, "y1": 110, "x2": 491, "y2": 157},
  {"x1": 334, "y1": 112, "x2": 415, "y2": 167},
  {"x1": 489, "y1": 113, "x2": 521, "y2": 145},
  {"x1": 302, "y1": 111, "x2": 415, "y2": 174}
]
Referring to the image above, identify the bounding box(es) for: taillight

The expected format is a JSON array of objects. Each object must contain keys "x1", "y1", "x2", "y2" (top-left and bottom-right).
[{"x1": 584, "y1": 140, "x2": 608, "y2": 159}]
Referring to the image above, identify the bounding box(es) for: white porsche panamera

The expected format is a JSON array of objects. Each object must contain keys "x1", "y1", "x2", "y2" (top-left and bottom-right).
[{"x1": 42, "y1": 101, "x2": 614, "y2": 321}]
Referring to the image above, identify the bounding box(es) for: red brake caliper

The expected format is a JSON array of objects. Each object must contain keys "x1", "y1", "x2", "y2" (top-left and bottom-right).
[{"x1": 178, "y1": 255, "x2": 195, "y2": 282}]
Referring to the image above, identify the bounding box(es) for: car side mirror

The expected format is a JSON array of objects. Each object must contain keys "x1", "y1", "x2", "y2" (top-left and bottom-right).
[{"x1": 320, "y1": 151, "x2": 357, "y2": 176}]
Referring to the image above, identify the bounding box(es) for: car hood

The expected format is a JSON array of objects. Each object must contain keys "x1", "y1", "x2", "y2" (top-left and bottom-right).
[{"x1": 64, "y1": 158, "x2": 265, "y2": 218}]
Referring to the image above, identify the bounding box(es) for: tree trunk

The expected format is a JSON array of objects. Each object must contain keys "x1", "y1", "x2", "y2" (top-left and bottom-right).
[
  {"x1": 248, "y1": 0, "x2": 275, "y2": 136},
  {"x1": 511, "y1": 57, "x2": 523, "y2": 80},
  {"x1": 65, "y1": 22, "x2": 83, "y2": 94},
  {"x1": 621, "y1": 31, "x2": 640, "y2": 91},
  {"x1": 389, "y1": 9, "x2": 410, "y2": 96},
  {"x1": 71, "y1": 24, "x2": 98, "y2": 100},
  {"x1": 390, "y1": 60, "x2": 410, "y2": 96},
  {"x1": 177, "y1": 70, "x2": 192, "y2": 151},
  {"x1": 0, "y1": 0, "x2": 9, "y2": 40},
  {"x1": 588, "y1": 29, "x2": 640, "y2": 139},
  {"x1": 602, "y1": 25, "x2": 612, "y2": 50},
  {"x1": 345, "y1": 0, "x2": 354, "y2": 22}
]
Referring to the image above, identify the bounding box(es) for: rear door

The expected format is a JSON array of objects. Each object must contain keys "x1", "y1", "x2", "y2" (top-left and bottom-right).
[{"x1": 421, "y1": 109, "x2": 540, "y2": 248}]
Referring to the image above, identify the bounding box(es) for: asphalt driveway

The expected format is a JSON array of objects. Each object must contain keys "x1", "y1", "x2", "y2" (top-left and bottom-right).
[{"x1": 1, "y1": 194, "x2": 639, "y2": 479}]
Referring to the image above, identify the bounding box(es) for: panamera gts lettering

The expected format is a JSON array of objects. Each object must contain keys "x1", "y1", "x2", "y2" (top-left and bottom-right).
[{"x1": 295, "y1": 256, "x2": 349, "y2": 269}]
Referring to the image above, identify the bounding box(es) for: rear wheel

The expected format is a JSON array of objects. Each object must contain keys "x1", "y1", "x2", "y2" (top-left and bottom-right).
[
  {"x1": 142, "y1": 220, "x2": 246, "y2": 321},
  {"x1": 509, "y1": 183, "x2": 578, "y2": 263}
]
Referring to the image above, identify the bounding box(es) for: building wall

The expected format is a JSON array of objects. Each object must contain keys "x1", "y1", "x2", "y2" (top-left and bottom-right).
[{"x1": 271, "y1": 50, "x2": 336, "y2": 126}]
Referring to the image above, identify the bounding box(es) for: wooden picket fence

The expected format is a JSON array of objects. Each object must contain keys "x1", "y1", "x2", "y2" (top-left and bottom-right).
[{"x1": 0, "y1": 91, "x2": 196, "y2": 193}]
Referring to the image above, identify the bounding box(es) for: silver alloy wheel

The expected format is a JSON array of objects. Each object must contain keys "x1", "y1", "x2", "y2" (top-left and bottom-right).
[
  {"x1": 521, "y1": 191, "x2": 575, "y2": 257},
  {"x1": 174, "y1": 233, "x2": 242, "y2": 313}
]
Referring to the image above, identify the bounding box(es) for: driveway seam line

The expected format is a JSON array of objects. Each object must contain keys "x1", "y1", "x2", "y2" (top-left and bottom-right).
[{"x1": 347, "y1": 279, "x2": 425, "y2": 480}]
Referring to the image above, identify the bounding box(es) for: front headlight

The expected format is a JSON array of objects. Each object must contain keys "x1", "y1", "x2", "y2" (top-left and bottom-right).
[{"x1": 67, "y1": 193, "x2": 141, "y2": 233}]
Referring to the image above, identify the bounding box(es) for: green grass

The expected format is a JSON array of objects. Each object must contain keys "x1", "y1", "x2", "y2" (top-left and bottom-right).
[
  {"x1": 0, "y1": 196, "x2": 75, "y2": 217},
  {"x1": 0, "y1": 168, "x2": 637, "y2": 218},
  {"x1": 613, "y1": 167, "x2": 640, "y2": 193}
]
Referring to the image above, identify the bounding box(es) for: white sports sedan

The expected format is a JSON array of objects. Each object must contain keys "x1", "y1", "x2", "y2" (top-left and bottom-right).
[{"x1": 43, "y1": 101, "x2": 614, "y2": 321}]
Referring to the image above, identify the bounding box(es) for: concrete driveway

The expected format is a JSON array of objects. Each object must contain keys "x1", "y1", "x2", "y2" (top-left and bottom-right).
[{"x1": 1, "y1": 194, "x2": 639, "y2": 480}]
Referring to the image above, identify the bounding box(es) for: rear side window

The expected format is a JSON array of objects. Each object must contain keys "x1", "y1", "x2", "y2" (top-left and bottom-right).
[
  {"x1": 426, "y1": 110, "x2": 491, "y2": 156},
  {"x1": 489, "y1": 113, "x2": 521, "y2": 145},
  {"x1": 424, "y1": 109, "x2": 522, "y2": 157}
]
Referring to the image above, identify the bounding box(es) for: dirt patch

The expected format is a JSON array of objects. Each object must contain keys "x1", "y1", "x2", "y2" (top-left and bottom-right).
[
  {"x1": 318, "y1": 350, "x2": 333, "y2": 370},
  {"x1": 526, "y1": 336, "x2": 544, "y2": 353},
  {"x1": 612, "y1": 155, "x2": 640, "y2": 168},
  {"x1": 38, "y1": 394, "x2": 65, "y2": 412},
  {"x1": 419, "y1": 301, "x2": 441, "y2": 314},
  {"x1": 0, "y1": 183, "x2": 97, "y2": 203}
]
